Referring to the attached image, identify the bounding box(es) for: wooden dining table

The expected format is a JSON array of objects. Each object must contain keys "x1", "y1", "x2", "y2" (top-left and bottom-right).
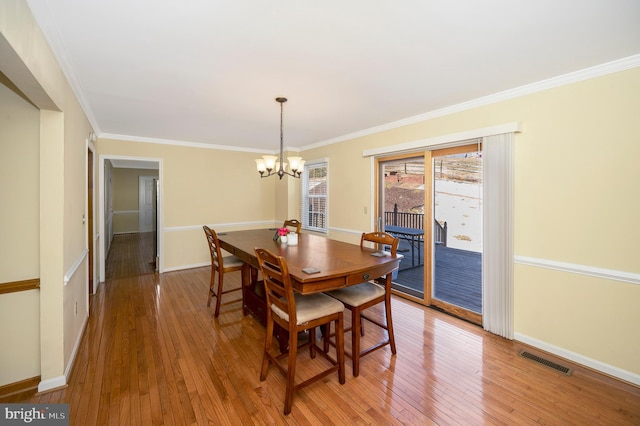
[{"x1": 217, "y1": 228, "x2": 402, "y2": 350}]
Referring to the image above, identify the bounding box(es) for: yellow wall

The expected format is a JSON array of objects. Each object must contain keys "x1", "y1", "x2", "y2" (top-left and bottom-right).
[
  {"x1": 0, "y1": 290, "x2": 40, "y2": 385},
  {"x1": 0, "y1": 78, "x2": 41, "y2": 385},
  {"x1": 97, "y1": 139, "x2": 278, "y2": 270},
  {"x1": 515, "y1": 266, "x2": 639, "y2": 373},
  {"x1": 0, "y1": 77, "x2": 40, "y2": 282},
  {"x1": 111, "y1": 167, "x2": 159, "y2": 234},
  {"x1": 1, "y1": 0, "x2": 94, "y2": 390}
]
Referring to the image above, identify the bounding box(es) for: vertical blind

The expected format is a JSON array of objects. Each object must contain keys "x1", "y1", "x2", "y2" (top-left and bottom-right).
[{"x1": 482, "y1": 132, "x2": 514, "y2": 339}]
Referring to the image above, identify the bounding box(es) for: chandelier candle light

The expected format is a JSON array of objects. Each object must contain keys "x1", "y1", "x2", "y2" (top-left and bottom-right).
[{"x1": 255, "y1": 97, "x2": 305, "y2": 179}]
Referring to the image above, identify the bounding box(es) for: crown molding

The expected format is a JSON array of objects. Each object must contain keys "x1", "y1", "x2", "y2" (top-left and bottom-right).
[
  {"x1": 98, "y1": 54, "x2": 640, "y2": 153},
  {"x1": 304, "y1": 54, "x2": 640, "y2": 151},
  {"x1": 99, "y1": 133, "x2": 304, "y2": 155},
  {"x1": 26, "y1": 0, "x2": 101, "y2": 132}
]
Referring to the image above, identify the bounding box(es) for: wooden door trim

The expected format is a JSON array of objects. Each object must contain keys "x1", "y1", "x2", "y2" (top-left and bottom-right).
[
  {"x1": 431, "y1": 299, "x2": 482, "y2": 325},
  {"x1": 375, "y1": 153, "x2": 429, "y2": 307}
]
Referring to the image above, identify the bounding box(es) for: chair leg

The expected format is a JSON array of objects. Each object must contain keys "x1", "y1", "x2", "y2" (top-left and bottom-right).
[
  {"x1": 207, "y1": 269, "x2": 215, "y2": 308},
  {"x1": 213, "y1": 270, "x2": 224, "y2": 318},
  {"x1": 309, "y1": 327, "x2": 316, "y2": 359},
  {"x1": 322, "y1": 323, "x2": 331, "y2": 353},
  {"x1": 351, "y1": 308, "x2": 362, "y2": 377},
  {"x1": 284, "y1": 330, "x2": 299, "y2": 415},
  {"x1": 335, "y1": 315, "x2": 346, "y2": 384},
  {"x1": 385, "y1": 299, "x2": 397, "y2": 354},
  {"x1": 260, "y1": 317, "x2": 275, "y2": 381}
]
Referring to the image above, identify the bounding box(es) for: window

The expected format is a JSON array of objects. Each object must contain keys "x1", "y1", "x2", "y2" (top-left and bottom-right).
[{"x1": 301, "y1": 161, "x2": 328, "y2": 233}]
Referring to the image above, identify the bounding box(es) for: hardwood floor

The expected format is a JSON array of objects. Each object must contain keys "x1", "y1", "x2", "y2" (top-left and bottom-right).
[
  {"x1": 3, "y1": 233, "x2": 639, "y2": 424},
  {"x1": 105, "y1": 232, "x2": 157, "y2": 279}
]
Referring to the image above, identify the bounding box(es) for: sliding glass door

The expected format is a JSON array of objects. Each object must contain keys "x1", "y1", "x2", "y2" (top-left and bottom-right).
[
  {"x1": 376, "y1": 144, "x2": 483, "y2": 325},
  {"x1": 377, "y1": 155, "x2": 426, "y2": 298},
  {"x1": 430, "y1": 145, "x2": 482, "y2": 324}
]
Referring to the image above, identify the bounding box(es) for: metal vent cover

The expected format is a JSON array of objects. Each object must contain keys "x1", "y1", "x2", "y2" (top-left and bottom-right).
[{"x1": 519, "y1": 350, "x2": 572, "y2": 376}]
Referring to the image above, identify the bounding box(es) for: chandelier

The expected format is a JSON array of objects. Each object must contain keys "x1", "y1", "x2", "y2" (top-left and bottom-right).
[{"x1": 255, "y1": 97, "x2": 304, "y2": 179}]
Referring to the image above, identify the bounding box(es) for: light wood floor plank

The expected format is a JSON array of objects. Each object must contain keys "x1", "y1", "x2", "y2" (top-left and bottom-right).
[{"x1": 3, "y1": 233, "x2": 639, "y2": 425}]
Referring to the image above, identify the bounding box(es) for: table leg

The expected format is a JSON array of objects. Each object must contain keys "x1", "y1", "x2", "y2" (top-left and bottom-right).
[
  {"x1": 241, "y1": 264, "x2": 290, "y2": 353},
  {"x1": 411, "y1": 236, "x2": 416, "y2": 267},
  {"x1": 241, "y1": 264, "x2": 250, "y2": 316}
]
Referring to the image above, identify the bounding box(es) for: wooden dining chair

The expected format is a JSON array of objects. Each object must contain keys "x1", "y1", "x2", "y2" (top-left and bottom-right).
[
  {"x1": 283, "y1": 219, "x2": 302, "y2": 234},
  {"x1": 203, "y1": 226, "x2": 246, "y2": 318},
  {"x1": 255, "y1": 247, "x2": 345, "y2": 415},
  {"x1": 326, "y1": 231, "x2": 399, "y2": 377}
]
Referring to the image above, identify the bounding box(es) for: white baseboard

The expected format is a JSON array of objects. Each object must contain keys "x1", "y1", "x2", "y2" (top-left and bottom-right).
[
  {"x1": 37, "y1": 375, "x2": 66, "y2": 393},
  {"x1": 162, "y1": 262, "x2": 209, "y2": 273},
  {"x1": 65, "y1": 313, "x2": 89, "y2": 379},
  {"x1": 515, "y1": 333, "x2": 640, "y2": 386},
  {"x1": 38, "y1": 312, "x2": 89, "y2": 393}
]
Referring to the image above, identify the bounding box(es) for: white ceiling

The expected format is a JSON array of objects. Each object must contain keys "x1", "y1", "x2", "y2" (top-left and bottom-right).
[{"x1": 26, "y1": 0, "x2": 640, "y2": 152}]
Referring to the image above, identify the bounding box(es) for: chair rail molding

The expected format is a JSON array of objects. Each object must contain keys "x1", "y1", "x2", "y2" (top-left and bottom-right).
[
  {"x1": 0, "y1": 279, "x2": 40, "y2": 294},
  {"x1": 514, "y1": 255, "x2": 640, "y2": 286},
  {"x1": 164, "y1": 220, "x2": 277, "y2": 233},
  {"x1": 64, "y1": 249, "x2": 88, "y2": 285}
]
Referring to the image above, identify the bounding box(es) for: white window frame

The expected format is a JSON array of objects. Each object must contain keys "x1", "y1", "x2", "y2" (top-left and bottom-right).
[{"x1": 301, "y1": 159, "x2": 328, "y2": 233}]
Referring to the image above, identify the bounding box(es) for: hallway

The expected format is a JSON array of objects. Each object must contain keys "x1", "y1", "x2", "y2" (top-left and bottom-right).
[{"x1": 106, "y1": 232, "x2": 156, "y2": 280}]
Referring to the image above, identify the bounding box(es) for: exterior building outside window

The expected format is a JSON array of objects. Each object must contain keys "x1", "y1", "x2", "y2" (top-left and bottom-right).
[{"x1": 301, "y1": 161, "x2": 328, "y2": 233}]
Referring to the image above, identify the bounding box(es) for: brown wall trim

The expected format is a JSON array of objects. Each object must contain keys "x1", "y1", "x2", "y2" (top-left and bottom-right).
[
  {"x1": 0, "y1": 376, "x2": 40, "y2": 400},
  {"x1": 0, "y1": 279, "x2": 40, "y2": 295}
]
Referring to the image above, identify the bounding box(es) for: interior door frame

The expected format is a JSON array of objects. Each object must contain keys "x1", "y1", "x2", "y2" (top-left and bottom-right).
[
  {"x1": 87, "y1": 145, "x2": 94, "y2": 295},
  {"x1": 87, "y1": 134, "x2": 97, "y2": 299},
  {"x1": 98, "y1": 155, "x2": 163, "y2": 283}
]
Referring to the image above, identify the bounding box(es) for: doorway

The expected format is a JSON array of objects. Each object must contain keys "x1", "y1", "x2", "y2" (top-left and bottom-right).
[
  {"x1": 98, "y1": 156, "x2": 162, "y2": 283},
  {"x1": 376, "y1": 143, "x2": 483, "y2": 325}
]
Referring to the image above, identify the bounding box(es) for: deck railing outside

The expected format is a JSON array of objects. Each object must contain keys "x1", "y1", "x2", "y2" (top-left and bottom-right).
[
  {"x1": 384, "y1": 203, "x2": 447, "y2": 246},
  {"x1": 385, "y1": 204, "x2": 423, "y2": 228}
]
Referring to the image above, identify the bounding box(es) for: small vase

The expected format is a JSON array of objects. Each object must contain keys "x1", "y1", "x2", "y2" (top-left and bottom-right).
[{"x1": 280, "y1": 235, "x2": 288, "y2": 244}]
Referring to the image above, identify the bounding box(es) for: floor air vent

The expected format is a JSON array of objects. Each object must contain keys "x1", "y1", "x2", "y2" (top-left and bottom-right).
[{"x1": 519, "y1": 350, "x2": 572, "y2": 376}]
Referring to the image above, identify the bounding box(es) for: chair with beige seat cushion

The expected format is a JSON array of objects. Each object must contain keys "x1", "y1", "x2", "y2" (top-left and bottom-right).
[
  {"x1": 203, "y1": 226, "x2": 247, "y2": 318},
  {"x1": 326, "y1": 231, "x2": 399, "y2": 377},
  {"x1": 255, "y1": 247, "x2": 345, "y2": 415},
  {"x1": 283, "y1": 219, "x2": 302, "y2": 234}
]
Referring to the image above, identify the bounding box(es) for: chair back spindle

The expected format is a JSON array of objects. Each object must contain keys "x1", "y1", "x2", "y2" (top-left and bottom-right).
[{"x1": 283, "y1": 219, "x2": 302, "y2": 234}]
